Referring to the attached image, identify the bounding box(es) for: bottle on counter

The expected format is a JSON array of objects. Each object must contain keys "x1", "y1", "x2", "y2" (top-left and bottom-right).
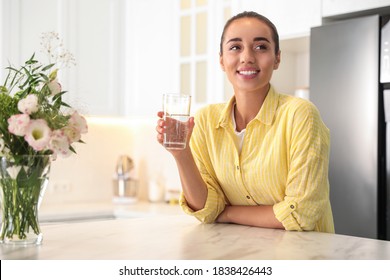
[{"x1": 148, "y1": 180, "x2": 165, "y2": 203}]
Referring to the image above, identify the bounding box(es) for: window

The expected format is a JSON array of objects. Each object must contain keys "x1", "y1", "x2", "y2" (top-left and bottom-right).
[{"x1": 178, "y1": 0, "x2": 232, "y2": 107}]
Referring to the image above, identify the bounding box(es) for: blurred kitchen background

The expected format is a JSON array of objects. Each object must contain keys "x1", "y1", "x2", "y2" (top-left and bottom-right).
[{"x1": 1, "y1": 0, "x2": 390, "y2": 240}]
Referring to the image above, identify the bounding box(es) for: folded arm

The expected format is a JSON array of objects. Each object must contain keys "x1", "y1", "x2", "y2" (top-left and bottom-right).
[{"x1": 216, "y1": 205, "x2": 285, "y2": 229}]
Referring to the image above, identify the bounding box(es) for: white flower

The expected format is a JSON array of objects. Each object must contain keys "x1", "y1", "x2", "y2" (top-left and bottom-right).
[
  {"x1": 68, "y1": 111, "x2": 88, "y2": 134},
  {"x1": 0, "y1": 137, "x2": 4, "y2": 152},
  {"x1": 7, "y1": 114, "x2": 30, "y2": 136},
  {"x1": 62, "y1": 126, "x2": 81, "y2": 143},
  {"x1": 40, "y1": 31, "x2": 76, "y2": 68},
  {"x1": 6, "y1": 166, "x2": 21, "y2": 180},
  {"x1": 49, "y1": 130, "x2": 71, "y2": 158},
  {"x1": 24, "y1": 119, "x2": 52, "y2": 151},
  {"x1": 0, "y1": 146, "x2": 10, "y2": 156},
  {"x1": 47, "y1": 79, "x2": 62, "y2": 96},
  {"x1": 17, "y1": 94, "x2": 39, "y2": 115}
]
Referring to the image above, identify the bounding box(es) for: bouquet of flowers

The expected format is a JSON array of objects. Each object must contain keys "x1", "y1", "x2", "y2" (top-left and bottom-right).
[
  {"x1": 0, "y1": 32, "x2": 87, "y2": 160},
  {"x1": 0, "y1": 32, "x2": 87, "y2": 244}
]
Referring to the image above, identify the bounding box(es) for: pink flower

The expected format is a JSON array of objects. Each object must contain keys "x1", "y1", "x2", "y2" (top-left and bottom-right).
[
  {"x1": 68, "y1": 111, "x2": 88, "y2": 134},
  {"x1": 49, "y1": 130, "x2": 71, "y2": 158},
  {"x1": 47, "y1": 79, "x2": 62, "y2": 96},
  {"x1": 7, "y1": 114, "x2": 30, "y2": 136},
  {"x1": 17, "y1": 94, "x2": 39, "y2": 114},
  {"x1": 24, "y1": 119, "x2": 52, "y2": 151}
]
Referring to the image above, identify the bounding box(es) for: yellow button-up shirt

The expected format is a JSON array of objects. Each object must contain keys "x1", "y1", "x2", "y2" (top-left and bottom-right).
[{"x1": 180, "y1": 86, "x2": 334, "y2": 233}]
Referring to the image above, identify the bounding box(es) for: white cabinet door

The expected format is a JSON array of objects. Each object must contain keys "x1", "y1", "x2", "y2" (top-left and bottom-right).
[
  {"x1": 123, "y1": 0, "x2": 176, "y2": 117},
  {"x1": 64, "y1": 0, "x2": 124, "y2": 116},
  {"x1": 235, "y1": 0, "x2": 322, "y2": 39},
  {"x1": 0, "y1": 0, "x2": 58, "y2": 77},
  {"x1": 0, "y1": 0, "x2": 126, "y2": 116},
  {"x1": 323, "y1": 0, "x2": 390, "y2": 18}
]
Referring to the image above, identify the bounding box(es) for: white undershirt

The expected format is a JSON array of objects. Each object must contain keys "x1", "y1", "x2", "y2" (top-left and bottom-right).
[{"x1": 231, "y1": 103, "x2": 246, "y2": 153}]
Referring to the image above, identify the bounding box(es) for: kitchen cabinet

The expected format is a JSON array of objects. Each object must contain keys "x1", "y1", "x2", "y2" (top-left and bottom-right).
[
  {"x1": 235, "y1": 0, "x2": 322, "y2": 39},
  {"x1": 124, "y1": 0, "x2": 176, "y2": 117},
  {"x1": 322, "y1": 0, "x2": 390, "y2": 18},
  {"x1": 0, "y1": 0, "x2": 126, "y2": 116},
  {"x1": 0, "y1": 0, "x2": 318, "y2": 116},
  {"x1": 64, "y1": 0, "x2": 126, "y2": 116},
  {"x1": 0, "y1": 0, "x2": 176, "y2": 117}
]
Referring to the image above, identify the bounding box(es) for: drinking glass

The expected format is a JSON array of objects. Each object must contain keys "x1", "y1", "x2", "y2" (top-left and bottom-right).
[{"x1": 162, "y1": 93, "x2": 191, "y2": 150}]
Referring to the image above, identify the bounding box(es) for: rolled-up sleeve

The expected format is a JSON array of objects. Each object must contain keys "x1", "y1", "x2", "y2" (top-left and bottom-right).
[{"x1": 180, "y1": 173, "x2": 226, "y2": 223}]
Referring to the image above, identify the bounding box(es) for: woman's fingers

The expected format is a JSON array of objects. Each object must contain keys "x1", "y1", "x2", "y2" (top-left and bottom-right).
[
  {"x1": 156, "y1": 111, "x2": 195, "y2": 152},
  {"x1": 186, "y1": 117, "x2": 195, "y2": 141},
  {"x1": 156, "y1": 111, "x2": 165, "y2": 145}
]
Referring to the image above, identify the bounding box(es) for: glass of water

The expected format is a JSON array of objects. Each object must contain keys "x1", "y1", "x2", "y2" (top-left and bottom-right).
[{"x1": 162, "y1": 93, "x2": 191, "y2": 150}]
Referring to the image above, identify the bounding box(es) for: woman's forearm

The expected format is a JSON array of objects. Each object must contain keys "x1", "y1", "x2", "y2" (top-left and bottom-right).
[
  {"x1": 174, "y1": 149, "x2": 208, "y2": 211},
  {"x1": 217, "y1": 205, "x2": 285, "y2": 229},
  {"x1": 157, "y1": 113, "x2": 207, "y2": 211}
]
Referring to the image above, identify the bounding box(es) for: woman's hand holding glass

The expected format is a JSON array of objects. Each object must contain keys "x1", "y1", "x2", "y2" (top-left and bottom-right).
[{"x1": 156, "y1": 111, "x2": 195, "y2": 156}]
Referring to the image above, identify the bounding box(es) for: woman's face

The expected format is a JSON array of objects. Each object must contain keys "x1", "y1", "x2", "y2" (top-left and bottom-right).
[{"x1": 220, "y1": 17, "x2": 280, "y2": 94}]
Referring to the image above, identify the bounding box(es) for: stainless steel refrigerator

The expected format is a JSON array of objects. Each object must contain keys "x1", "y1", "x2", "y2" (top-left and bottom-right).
[{"x1": 310, "y1": 14, "x2": 390, "y2": 240}]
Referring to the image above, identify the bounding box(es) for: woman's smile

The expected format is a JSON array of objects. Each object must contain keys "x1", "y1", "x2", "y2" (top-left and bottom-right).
[{"x1": 237, "y1": 68, "x2": 260, "y2": 79}]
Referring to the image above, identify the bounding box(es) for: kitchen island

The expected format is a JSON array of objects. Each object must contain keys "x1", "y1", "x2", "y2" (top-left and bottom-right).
[{"x1": 1, "y1": 213, "x2": 390, "y2": 260}]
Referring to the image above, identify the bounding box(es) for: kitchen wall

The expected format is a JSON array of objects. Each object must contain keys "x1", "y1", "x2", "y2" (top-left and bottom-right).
[{"x1": 42, "y1": 116, "x2": 181, "y2": 207}]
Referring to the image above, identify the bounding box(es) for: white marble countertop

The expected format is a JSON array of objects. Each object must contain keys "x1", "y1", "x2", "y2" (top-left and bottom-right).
[
  {"x1": 38, "y1": 201, "x2": 184, "y2": 222},
  {"x1": 1, "y1": 213, "x2": 390, "y2": 260}
]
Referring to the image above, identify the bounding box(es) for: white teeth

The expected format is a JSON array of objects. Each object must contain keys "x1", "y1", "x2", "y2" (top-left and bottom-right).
[{"x1": 239, "y1": 70, "x2": 258, "y2": 75}]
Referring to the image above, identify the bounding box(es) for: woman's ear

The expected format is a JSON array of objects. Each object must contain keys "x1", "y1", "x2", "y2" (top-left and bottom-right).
[
  {"x1": 219, "y1": 54, "x2": 226, "y2": 71},
  {"x1": 273, "y1": 50, "x2": 281, "y2": 70}
]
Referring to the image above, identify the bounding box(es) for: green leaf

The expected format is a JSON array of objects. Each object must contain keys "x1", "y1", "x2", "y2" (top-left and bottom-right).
[
  {"x1": 32, "y1": 65, "x2": 43, "y2": 73},
  {"x1": 0, "y1": 86, "x2": 8, "y2": 93},
  {"x1": 5, "y1": 66, "x2": 21, "y2": 72},
  {"x1": 61, "y1": 102, "x2": 71, "y2": 108},
  {"x1": 25, "y1": 53, "x2": 38, "y2": 65},
  {"x1": 42, "y1": 63, "x2": 55, "y2": 72},
  {"x1": 39, "y1": 73, "x2": 49, "y2": 82},
  {"x1": 69, "y1": 145, "x2": 77, "y2": 154}
]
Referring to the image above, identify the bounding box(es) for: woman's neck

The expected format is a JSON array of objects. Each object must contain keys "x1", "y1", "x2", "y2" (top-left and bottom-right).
[{"x1": 233, "y1": 85, "x2": 269, "y2": 132}]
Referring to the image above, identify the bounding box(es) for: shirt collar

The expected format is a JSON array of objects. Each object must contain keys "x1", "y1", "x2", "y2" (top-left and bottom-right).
[{"x1": 217, "y1": 85, "x2": 279, "y2": 128}]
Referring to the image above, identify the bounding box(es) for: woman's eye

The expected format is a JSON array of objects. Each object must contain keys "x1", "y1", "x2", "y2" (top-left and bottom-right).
[
  {"x1": 255, "y1": 44, "x2": 268, "y2": 50},
  {"x1": 229, "y1": 45, "x2": 240, "y2": 51}
]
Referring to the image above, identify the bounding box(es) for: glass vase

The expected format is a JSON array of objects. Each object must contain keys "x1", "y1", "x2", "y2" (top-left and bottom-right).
[{"x1": 0, "y1": 155, "x2": 51, "y2": 245}]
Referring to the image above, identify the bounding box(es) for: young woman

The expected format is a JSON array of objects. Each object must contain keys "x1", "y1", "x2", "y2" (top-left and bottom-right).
[{"x1": 156, "y1": 11, "x2": 334, "y2": 233}]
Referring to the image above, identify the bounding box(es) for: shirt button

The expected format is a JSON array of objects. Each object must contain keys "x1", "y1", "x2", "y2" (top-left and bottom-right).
[
  {"x1": 246, "y1": 195, "x2": 251, "y2": 199},
  {"x1": 236, "y1": 165, "x2": 240, "y2": 170},
  {"x1": 290, "y1": 205, "x2": 295, "y2": 209}
]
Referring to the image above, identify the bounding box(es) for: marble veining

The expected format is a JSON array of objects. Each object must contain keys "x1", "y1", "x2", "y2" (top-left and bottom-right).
[{"x1": 1, "y1": 214, "x2": 390, "y2": 260}]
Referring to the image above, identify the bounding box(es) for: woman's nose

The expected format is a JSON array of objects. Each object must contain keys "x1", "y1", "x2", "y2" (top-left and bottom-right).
[{"x1": 241, "y1": 48, "x2": 255, "y2": 64}]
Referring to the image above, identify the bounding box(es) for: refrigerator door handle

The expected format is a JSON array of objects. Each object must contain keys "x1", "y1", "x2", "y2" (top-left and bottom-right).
[{"x1": 383, "y1": 90, "x2": 390, "y2": 123}]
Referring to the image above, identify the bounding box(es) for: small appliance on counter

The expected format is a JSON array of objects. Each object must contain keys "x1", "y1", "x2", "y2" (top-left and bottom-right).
[{"x1": 112, "y1": 155, "x2": 138, "y2": 204}]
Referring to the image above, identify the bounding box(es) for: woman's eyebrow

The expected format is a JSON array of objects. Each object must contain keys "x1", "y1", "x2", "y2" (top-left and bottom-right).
[
  {"x1": 254, "y1": 37, "x2": 270, "y2": 43},
  {"x1": 225, "y1": 37, "x2": 242, "y2": 44},
  {"x1": 225, "y1": 37, "x2": 270, "y2": 45}
]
